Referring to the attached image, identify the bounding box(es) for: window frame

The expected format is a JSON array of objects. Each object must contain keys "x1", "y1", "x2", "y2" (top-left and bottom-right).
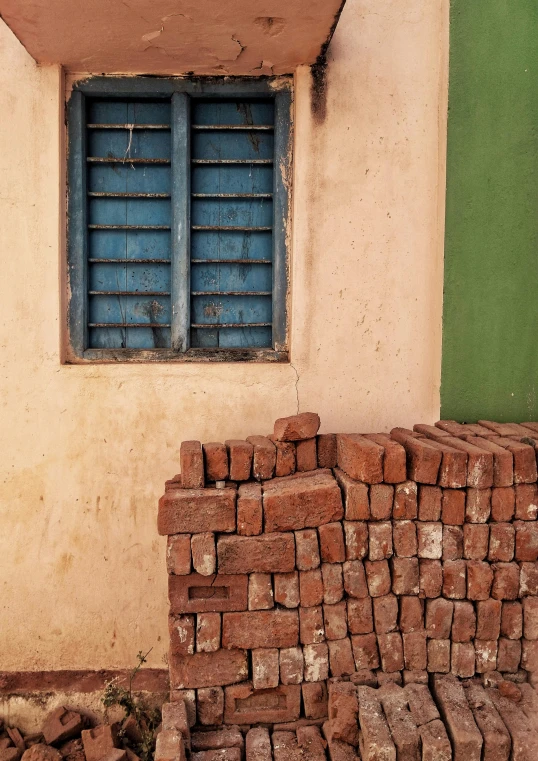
[{"x1": 66, "y1": 76, "x2": 292, "y2": 363}]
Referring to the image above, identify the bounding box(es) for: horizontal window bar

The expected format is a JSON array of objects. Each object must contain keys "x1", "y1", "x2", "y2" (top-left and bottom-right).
[
  {"x1": 87, "y1": 157, "x2": 171, "y2": 164},
  {"x1": 192, "y1": 225, "x2": 271, "y2": 231},
  {"x1": 191, "y1": 259, "x2": 271, "y2": 264},
  {"x1": 89, "y1": 291, "x2": 171, "y2": 296},
  {"x1": 88, "y1": 225, "x2": 171, "y2": 230},
  {"x1": 191, "y1": 159, "x2": 273, "y2": 165},
  {"x1": 191, "y1": 193, "x2": 272, "y2": 198},
  {"x1": 191, "y1": 323, "x2": 272, "y2": 328},
  {"x1": 88, "y1": 192, "x2": 171, "y2": 198},
  {"x1": 191, "y1": 125, "x2": 274, "y2": 131},
  {"x1": 192, "y1": 291, "x2": 272, "y2": 296},
  {"x1": 89, "y1": 323, "x2": 171, "y2": 328},
  {"x1": 87, "y1": 123, "x2": 170, "y2": 129},
  {"x1": 89, "y1": 258, "x2": 171, "y2": 264}
]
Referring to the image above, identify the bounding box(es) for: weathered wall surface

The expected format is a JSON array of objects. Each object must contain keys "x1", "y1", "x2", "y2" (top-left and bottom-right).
[
  {"x1": 441, "y1": 0, "x2": 538, "y2": 422},
  {"x1": 0, "y1": 0, "x2": 448, "y2": 672}
]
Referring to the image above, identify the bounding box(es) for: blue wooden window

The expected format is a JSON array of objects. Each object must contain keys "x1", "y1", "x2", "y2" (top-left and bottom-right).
[{"x1": 67, "y1": 79, "x2": 291, "y2": 362}]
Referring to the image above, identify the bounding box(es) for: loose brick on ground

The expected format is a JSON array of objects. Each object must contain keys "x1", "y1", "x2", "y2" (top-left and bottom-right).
[
  {"x1": 489, "y1": 688, "x2": 538, "y2": 761},
  {"x1": 191, "y1": 727, "x2": 243, "y2": 752},
  {"x1": 154, "y1": 731, "x2": 187, "y2": 761}
]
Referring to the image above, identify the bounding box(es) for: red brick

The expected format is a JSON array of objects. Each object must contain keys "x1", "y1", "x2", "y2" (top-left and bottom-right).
[
  {"x1": 280, "y1": 647, "x2": 304, "y2": 685},
  {"x1": 377, "y1": 671, "x2": 403, "y2": 687},
  {"x1": 418, "y1": 437, "x2": 468, "y2": 489},
  {"x1": 441, "y1": 489, "x2": 465, "y2": 524},
  {"x1": 300, "y1": 606, "x2": 325, "y2": 644},
  {"x1": 334, "y1": 469, "x2": 370, "y2": 519},
  {"x1": 222, "y1": 609, "x2": 299, "y2": 649},
  {"x1": 515, "y1": 483, "x2": 538, "y2": 521},
  {"x1": 373, "y1": 593, "x2": 398, "y2": 634},
  {"x1": 442, "y1": 559, "x2": 467, "y2": 599},
  {"x1": 42, "y1": 707, "x2": 84, "y2": 745},
  {"x1": 523, "y1": 597, "x2": 538, "y2": 640},
  {"x1": 191, "y1": 533, "x2": 216, "y2": 576},
  {"x1": 343, "y1": 521, "x2": 368, "y2": 560},
  {"x1": 237, "y1": 482, "x2": 262, "y2": 536},
  {"x1": 162, "y1": 700, "x2": 191, "y2": 743},
  {"x1": 356, "y1": 685, "x2": 396, "y2": 761},
  {"x1": 426, "y1": 598, "x2": 453, "y2": 639},
  {"x1": 436, "y1": 420, "x2": 489, "y2": 436},
  {"x1": 169, "y1": 573, "x2": 248, "y2": 614},
  {"x1": 269, "y1": 438, "x2": 296, "y2": 477},
  {"x1": 519, "y1": 561, "x2": 538, "y2": 595},
  {"x1": 515, "y1": 521, "x2": 538, "y2": 561},
  {"x1": 492, "y1": 562, "x2": 520, "y2": 600},
  {"x1": 190, "y1": 727, "x2": 243, "y2": 752},
  {"x1": 501, "y1": 601, "x2": 523, "y2": 639},
  {"x1": 196, "y1": 613, "x2": 221, "y2": 653},
  {"x1": 452, "y1": 600, "x2": 476, "y2": 642},
  {"x1": 417, "y1": 522, "x2": 442, "y2": 559},
  {"x1": 464, "y1": 523, "x2": 489, "y2": 560},
  {"x1": 302, "y1": 683, "x2": 328, "y2": 720},
  {"x1": 347, "y1": 597, "x2": 373, "y2": 634},
  {"x1": 403, "y1": 631, "x2": 427, "y2": 671},
  {"x1": 167, "y1": 535, "x2": 192, "y2": 575},
  {"x1": 390, "y1": 429, "x2": 442, "y2": 483},
  {"x1": 154, "y1": 730, "x2": 186, "y2": 761},
  {"x1": 391, "y1": 557, "x2": 419, "y2": 596},
  {"x1": 169, "y1": 649, "x2": 248, "y2": 689},
  {"x1": 466, "y1": 488, "x2": 493, "y2": 523},
  {"x1": 464, "y1": 683, "x2": 511, "y2": 761},
  {"x1": 521, "y1": 639, "x2": 538, "y2": 671},
  {"x1": 246, "y1": 435, "x2": 276, "y2": 480},
  {"x1": 419, "y1": 559, "x2": 442, "y2": 598},
  {"x1": 467, "y1": 560, "x2": 494, "y2": 600},
  {"x1": 225, "y1": 440, "x2": 253, "y2": 481},
  {"x1": 263, "y1": 472, "x2": 344, "y2": 531},
  {"x1": 364, "y1": 559, "x2": 391, "y2": 597},
  {"x1": 203, "y1": 442, "x2": 228, "y2": 482},
  {"x1": 451, "y1": 641, "x2": 476, "y2": 677},
  {"x1": 427, "y1": 640, "x2": 451, "y2": 673},
  {"x1": 378, "y1": 683, "x2": 421, "y2": 761},
  {"x1": 224, "y1": 683, "x2": 301, "y2": 725},
  {"x1": 399, "y1": 596, "x2": 424, "y2": 632},
  {"x1": 344, "y1": 559, "x2": 370, "y2": 598},
  {"x1": 349, "y1": 669, "x2": 377, "y2": 687},
  {"x1": 429, "y1": 434, "x2": 494, "y2": 489},
  {"x1": 489, "y1": 687, "x2": 538, "y2": 761},
  {"x1": 295, "y1": 528, "x2": 321, "y2": 570},
  {"x1": 327, "y1": 686, "x2": 359, "y2": 745},
  {"x1": 497, "y1": 637, "x2": 521, "y2": 674},
  {"x1": 300, "y1": 569, "x2": 324, "y2": 607},
  {"x1": 296, "y1": 438, "x2": 317, "y2": 472},
  {"x1": 478, "y1": 421, "x2": 523, "y2": 436},
  {"x1": 466, "y1": 437, "x2": 514, "y2": 488},
  {"x1": 319, "y1": 522, "x2": 346, "y2": 563},
  {"x1": 378, "y1": 632, "x2": 404, "y2": 672},
  {"x1": 317, "y1": 434, "x2": 337, "y2": 468},
  {"x1": 252, "y1": 648, "x2": 279, "y2": 690},
  {"x1": 158, "y1": 489, "x2": 236, "y2": 535},
  {"x1": 442, "y1": 525, "x2": 464, "y2": 560},
  {"x1": 368, "y1": 522, "x2": 393, "y2": 561},
  {"x1": 170, "y1": 690, "x2": 196, "y2": 727},
  {"x1": 274, "y1": 412, "x2": 320, "y2": 442},
  {"x1": 324, "y1": 601, "x2": 348, "y2": 640},
  {"x1": 248, "y1": 573, "x2": 274, "y2": 610},
  {"x1": 369, "y1": 483, "x2": 394, "y2": 520},
  {"x1": 432, "y1": 675, "x2": 483, "y2": 761},
  {"x1": 364, "y1": 433, "x2": 407, "y2": 483},
  {"x1": 336, "y1": 434, "x2": 384, "y2": 483},
  {"x1": 491, "y1": 487, "x2": 515, "y2": 522},
  {"x1": 351, "y1": 633, "x2": 380, "y2": 670},
  {"x1": 217, "y1": 534, "x2": 295, "y2": 574},
  {"x1": 328, "y1": 638, "x2": 355, "y2": 677},
  {"x1": 489, "y1": 523, "x2": 515, "y2": 562},
  {"x1": 489, "y1": 437, "x2": 538, "y2": 483},
  {"x1": 304, "y1": 643, "x2": 329, "y2": 682},
  {"x1": 418, "y1": 485, "x2": 442, "y2": 521},
  {"x1": 393, "y1": 521, "x2": 417, "y2": 557},
  {"x1": 181, "y1": 441, "x2": 204, "y2": 489},
  {"x1": 322, "y1": 562, "x2": 344, "y2": 604},
  {"x1": 393, "y1": 481, "x2": 418, "y2": 520},
  {"x1": 406, "y1": 682, "x2": 440, "y2": 726},
  {"x1": 274, "y1": 572, "x2": 300, "y2": 608},
  {"x1": 475, "y1": 640, "x2": 498, "y2": 673},
  {"x1": 476, "y1": 599, "x2": 502, "y2": 640}
]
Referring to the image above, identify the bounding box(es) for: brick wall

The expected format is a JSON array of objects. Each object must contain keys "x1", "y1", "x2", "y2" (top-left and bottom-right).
[{"x1": 157, "y1": 415, "x2": 538, "y2": 729}]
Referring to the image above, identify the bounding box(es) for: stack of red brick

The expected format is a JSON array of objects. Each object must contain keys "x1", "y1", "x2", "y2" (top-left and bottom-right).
[{"x1": 157, "y1": 414, "x2": 538, "y2": 738}]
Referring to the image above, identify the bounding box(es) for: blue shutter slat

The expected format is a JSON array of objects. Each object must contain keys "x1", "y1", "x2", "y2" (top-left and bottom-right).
[
  {"x1": 191, "y1": 198, "x2": 272, "y2": 228},
  {"x1": 87, "y1": 98, "x2": 172, "y2": 349},
  {"x1": 191, "y1": 230, "x2": 272, "y2": 261},
  {"x1": 191, "y1": 263, "x2": 272, "y2": 293}
]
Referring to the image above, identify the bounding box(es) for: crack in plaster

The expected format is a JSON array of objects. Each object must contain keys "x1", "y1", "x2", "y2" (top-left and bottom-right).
[{"x1": 290, "y1": 363, "x2": 300, "y2": 415}]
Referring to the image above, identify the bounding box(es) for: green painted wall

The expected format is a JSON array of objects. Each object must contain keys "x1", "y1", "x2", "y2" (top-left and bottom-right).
[{"x1": 441, "y1": 0, "x2": 538, "y2": 422}]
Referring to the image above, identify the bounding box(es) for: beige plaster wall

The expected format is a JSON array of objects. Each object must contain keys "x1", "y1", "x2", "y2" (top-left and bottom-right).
[{"x1": 0, "y1": 0, "x2": 448, "y2": 671}]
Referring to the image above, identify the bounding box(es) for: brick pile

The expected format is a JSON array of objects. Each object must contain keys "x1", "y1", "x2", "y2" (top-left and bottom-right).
[{"x1": 157, "y1": 414, "x2": 538, "y2": 758}]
